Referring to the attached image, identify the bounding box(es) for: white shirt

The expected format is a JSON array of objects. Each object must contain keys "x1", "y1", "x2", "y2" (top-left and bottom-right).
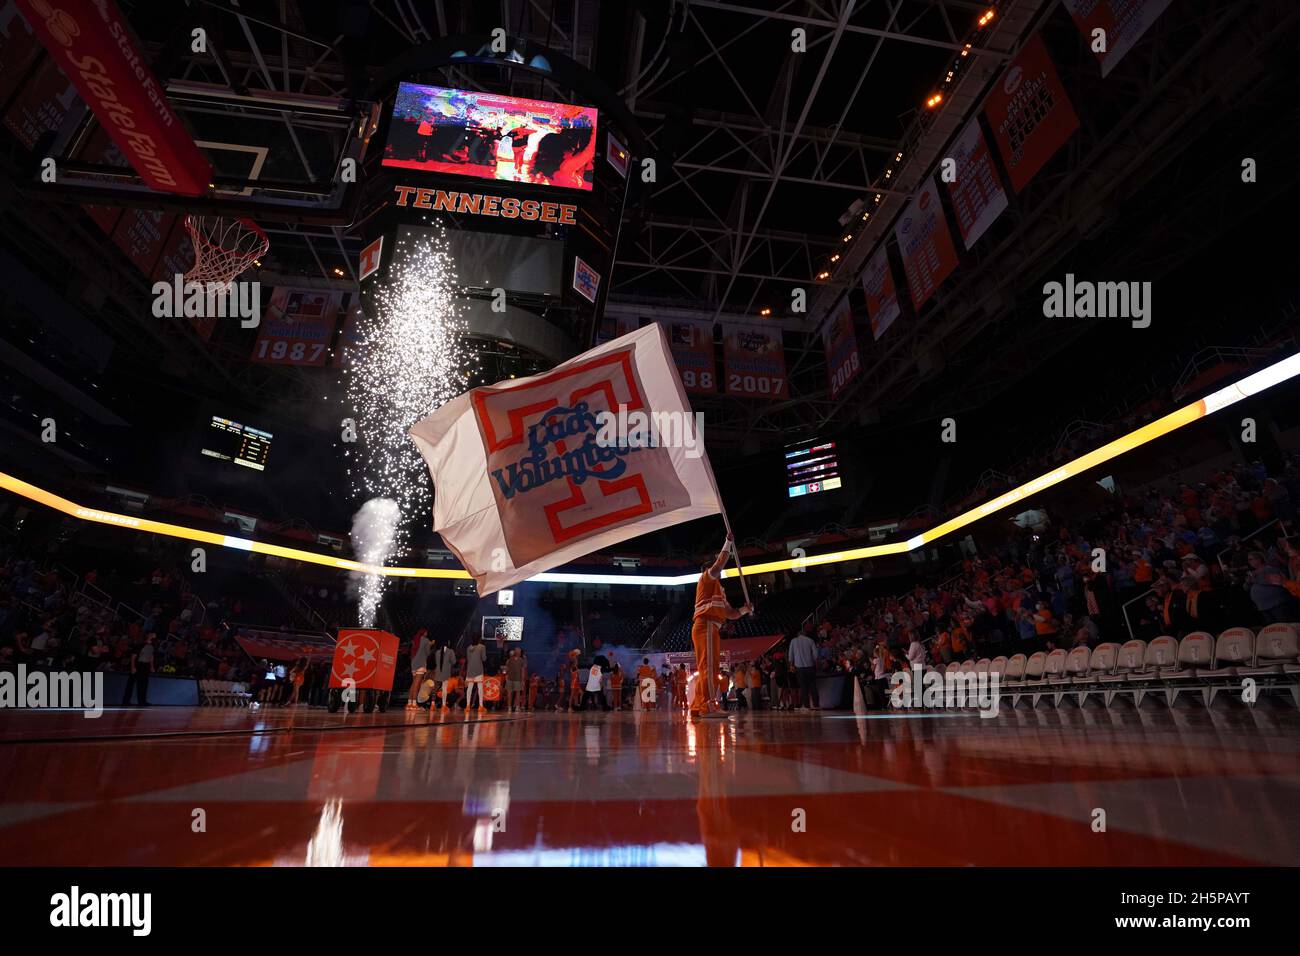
[{"x1": 586, "y1": 665, "x2": 603, "y2": 692}]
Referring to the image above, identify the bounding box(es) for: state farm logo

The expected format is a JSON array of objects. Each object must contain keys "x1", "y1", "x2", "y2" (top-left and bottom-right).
[
  {"x1": 1003, "y1": 65, "x2": 1023, "y2": 95},
  {"x1": 26, "y1": 1, "x2": 80, "y2": 46},
  {"x1": 472, "y1": 348, "x2": 690, "y2": 568},
  {"x1": 333, "y1": 631, "x2": 383, "y2": 685},
  {"x1": 918, "y1": 190, "x2": 932, "y2": 211}
]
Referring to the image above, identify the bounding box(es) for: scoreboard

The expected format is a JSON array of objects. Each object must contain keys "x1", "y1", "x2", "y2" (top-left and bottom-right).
[
  {"x1": 201, "y1": 415, "x2": 273, "y2": 472},
  {"x1": 785, "y1": 439, "x2": 842, "y2": 498}
]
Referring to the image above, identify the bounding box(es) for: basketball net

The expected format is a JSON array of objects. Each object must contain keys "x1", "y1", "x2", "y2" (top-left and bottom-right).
[{"x1": 183, "y1": 215, "x2": 269, "y2": 289}]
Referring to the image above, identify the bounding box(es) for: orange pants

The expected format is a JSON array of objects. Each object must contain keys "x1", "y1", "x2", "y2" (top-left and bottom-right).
[{"x1": 691, "y1": 619, "x2": 720, "y2": 713}]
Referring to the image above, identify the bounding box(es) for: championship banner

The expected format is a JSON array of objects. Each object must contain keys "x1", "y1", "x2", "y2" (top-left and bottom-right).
[
  {"x1": 984, "y1": 33, "x2": 1079, "y2": 193},
  {"x1": 722, "y1": 323, "x2": 789, "y2": 400},
  {"x1": 944, "y1": 118, "x2": 1008, "y2": 249},
  {"x1": 1064, "y1": 0, "x2": 1173, "y2": 77},
  {"x1": 862, "y1": 246, "x2": 900, "y2": 340},
  {"x1": 821, "y1": 302, "x2": 861, "y2": 398},
  {"x1": 2, "y1": 53, "x2": 76, "y2": 150},
  {"x1": 15, "y1": 0, "x2": 212, "y2": 195},
  {"x1": 250, "y1": 288, "x2": 342, "y2": 367},
  {"x1": 595, "y1": 314, "x2": 639, "y2": 344},
  {"x1": 0, "y1": 2, "x2": 43, "y2": 105},
  {"x1": 664, "y1": 319, "x2": 717, "y2": 395},
  {"x1": 894, "y1": 176, "x2": 959, "y2": 310},
  {"x1": 110, "y1": 208, "x2": 170, "y2": 277},
  {"x1": 409, "y1": 323, "x2": 722, "y2": 595}
]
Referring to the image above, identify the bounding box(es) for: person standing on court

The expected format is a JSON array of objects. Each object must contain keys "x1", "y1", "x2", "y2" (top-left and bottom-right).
[
  {"x1": 431, "y1": 639, "x2": 458, "y2": 712},
  {"x1": 788, "y1": 626, "x2": 820, "y2": 711},
  {"x1": 464, "y1": 634, "x2": 487, "y2": 714},
  {"x1": 121, "y1": 632, "x2": 156, "y2": 706},
  {"x1": 406, "y1": 628, "x2": 432, "y2": 709},
  {"x1": 691, "y1": 534, "x2": 752, "y2": 719}
]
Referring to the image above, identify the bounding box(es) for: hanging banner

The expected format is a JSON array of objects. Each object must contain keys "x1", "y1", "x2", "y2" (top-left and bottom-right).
[
  {"x1": 821, "y1": 302, "x2": 861, "y2": 398},
  {"x1": 984, "y1": 33, "x2": 1080, "y2": 193},
  {"x1": 722, "y1": 323, "x2": 788, "y2": 400},
  {"x1": 250, "y1": 288, "x2": 342, "y2": 367},
  {"x1": 1063, "y1": 0, "x2": 1174, "y2": 77},
  {"x1": 595, "y1": 314, "x2": 640, "y2": 344},
  {"x1": 573, "y1": 255, "x2": 601, "y2": 303},
  {"x1": 14, "y1": 0, "x2": 212, "y2": 195},
  {"x1": 664, "y1": 319, "x2": 717, "y2": 395},
  {"x1": 1, "y1": 53, "x2": 76, "y2": 150},
  {"x1": 944, "y1": 118, "x2": 1008, "y2": 249},
  {"x1": 862, "y1": 247, "x2": 900, "y2": 341},
  {"x1": 894, "y1": 176, "x2": 959, "y2": 310},
  {"x1": 0, "y1": 2, "x2": 43, "y2": 105}
]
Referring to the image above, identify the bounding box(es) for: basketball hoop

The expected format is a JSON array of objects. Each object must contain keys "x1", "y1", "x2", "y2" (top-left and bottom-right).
[{"x1": 183, "y1": 215, "x2": 269, "y2": 288}]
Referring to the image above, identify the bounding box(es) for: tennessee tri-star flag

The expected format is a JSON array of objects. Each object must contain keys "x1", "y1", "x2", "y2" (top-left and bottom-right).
[{"x1": 409, "y1": 323, "x2": 722, "y2": 595}]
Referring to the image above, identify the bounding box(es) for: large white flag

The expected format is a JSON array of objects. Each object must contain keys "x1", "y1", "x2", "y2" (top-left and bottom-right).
[{"x1": 409, "y1": 323, "x2": 721, "y2": 594}]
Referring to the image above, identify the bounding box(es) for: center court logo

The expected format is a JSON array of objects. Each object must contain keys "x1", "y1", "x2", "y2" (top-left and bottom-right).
[
  {"x1": 50, "y1": 886, "x2": 151, "y2": 936},
  {"x1": 888, "y1": 663, "x2": 1000, "y2": 718},
  {"x1": 0, "y1": 666, "x2": 102, "y2": 718}
]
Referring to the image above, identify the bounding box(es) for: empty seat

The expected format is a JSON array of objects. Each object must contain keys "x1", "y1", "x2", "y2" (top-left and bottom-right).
[
  {"x1": 1249, "y1": 623, "x2": 1298, "y2": 674},
  {"x1": 1024, "y1": 651, "x2": 1053, "y2": 707},
  {"x1": 1100, "y1": 639, "x2": 1149, "y2": 707},
  {"x1": 1205, "y1": 627, "x2": 1255, "y2": 678},
  {"x1": 959, "y1": 659, "x2": 976, "y2": 674},
  {"x1": 988, "y1": 656, "x2": 1008, "y2": 680},
  {"x1": 974, "y1": 658, "x2": 991, "y2": 676},
  {"x1": 1076, "y1": 643, "x2": 1119, "y2": 707}
]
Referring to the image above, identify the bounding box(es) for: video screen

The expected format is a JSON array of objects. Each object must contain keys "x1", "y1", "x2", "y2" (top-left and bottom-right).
[
  {"x1": 383, "y1": 82, "x2": 598, "y2": 191},
  {"x1": 201, "y1": 415, "x2": 273, "y2": 472},
  {"x1": 785, "y1": 439, "x2": 841, "y2": 498}
]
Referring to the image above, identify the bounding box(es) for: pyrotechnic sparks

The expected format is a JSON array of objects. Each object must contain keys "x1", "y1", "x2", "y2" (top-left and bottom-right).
[
  {"x1": 351, "y1": 497, "x2": 401, "y2": 628},
  {"x1": 343, "y1": 226, "x2": 473, "y2": 620}
]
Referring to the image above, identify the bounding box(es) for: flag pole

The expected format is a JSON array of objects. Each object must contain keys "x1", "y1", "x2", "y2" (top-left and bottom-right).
[{"x1": 717, "y1": 505, "x2": 752, "y2": 609}]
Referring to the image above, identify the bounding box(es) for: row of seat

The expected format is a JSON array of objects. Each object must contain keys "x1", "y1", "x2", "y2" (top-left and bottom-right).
[
  {"x1": 938, "y1": 623, "x2": 1300, "y2": 709},
  {"x1": 198, "y1": 679, "x2": 252, "y2": 706}
]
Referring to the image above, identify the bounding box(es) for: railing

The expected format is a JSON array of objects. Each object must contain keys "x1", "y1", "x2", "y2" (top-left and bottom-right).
[
  {"x1": 1120, "y1": 586, "x2": 1156, "y2": 642},
  {"x1": 1216, "y1": 518, "x2": 1292, "y2": 573}
]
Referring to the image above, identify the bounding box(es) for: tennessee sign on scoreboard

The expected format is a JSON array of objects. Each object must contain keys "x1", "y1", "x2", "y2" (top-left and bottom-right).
[{"x1": 408, "y1": 324, "x2": 722, "y2": 595}]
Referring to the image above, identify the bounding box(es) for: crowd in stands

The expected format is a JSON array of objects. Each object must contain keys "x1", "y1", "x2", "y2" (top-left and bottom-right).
[
  {"x1": 742, "y1": 455, "x2": 1300, "y2": 708},
  {"x1": 4, "y1": 452, "x2": 1297, "y2": 712}
]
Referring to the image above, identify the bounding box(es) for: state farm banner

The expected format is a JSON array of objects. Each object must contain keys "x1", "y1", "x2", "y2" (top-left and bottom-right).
[
  {"x1": 862, "y1": 246, "x2": 900, "y2": 340},
  {"x1": 722, "y1": 323, "x2": 789, "y2": 400},
  {"x1": 409, "y1": 323, "x2": 722, "y2": 595},
  {"x1": 1064, "y1": 0, "x2": 1173, "y2": 77},
  {"x1": 894, "y1": 176, "x2": 959, "y2": 310},
  {"x1": 251, "y1": 288, "x2": 342, "y2": 366},
  {"x1": 944, "y1": 118, "x2": 1008, "y2": 249},
  {"x1": 984, "y1": 33, "x2": 1079, "y2": 193},
  {"x1": 821, "y1": 302, "x2": 860, "y2": 398},
  {"x1": 664, "y1": 319, "x2": 717, "y2": 395},
  {"x1": 15, "y1": 0, "x2": 211, "y2": 195}
]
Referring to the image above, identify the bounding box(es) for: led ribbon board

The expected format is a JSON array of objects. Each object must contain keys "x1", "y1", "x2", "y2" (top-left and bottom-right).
[{"x1": 4, "y1": 350, "x2": 1298, "y2": 586}]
